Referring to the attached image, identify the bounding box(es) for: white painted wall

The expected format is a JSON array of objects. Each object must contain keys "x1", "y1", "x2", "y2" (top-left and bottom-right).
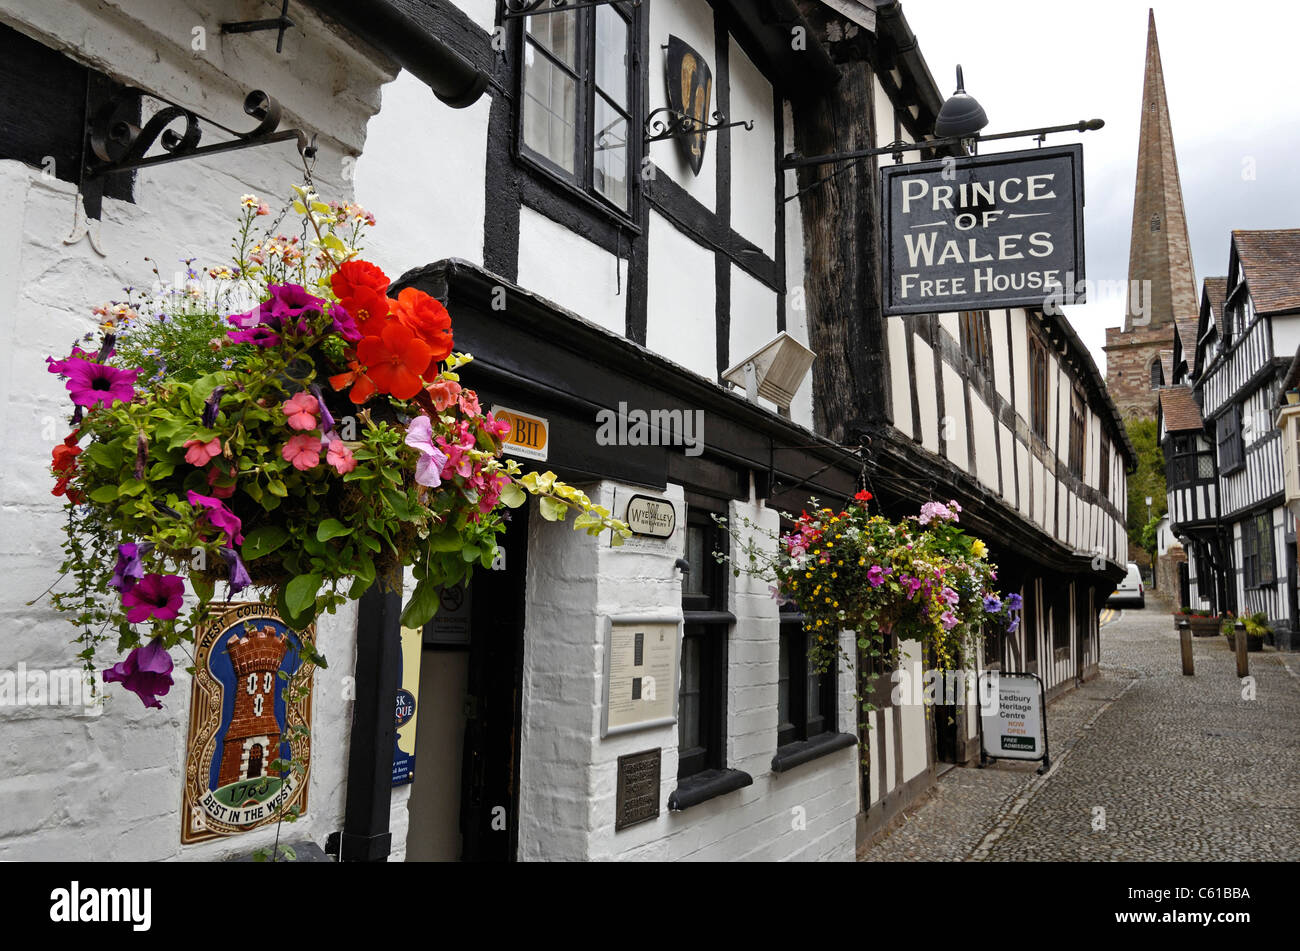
[
  {"x1": 646, "y1": 209, "x2": 717, "y2": 379},
  {"x1": 0, "y1": 0, "x2": 396, "y2": 859},
  {"x1": 728, "y1": 38, "x2": 776, "y2": 258},
  {"x1": 518, "y1": 205, "x2": 629, "y2": 335},
  {"x1": 782, "y1": 103, "x2": 814, "y2": 430},
  {"x1": 356, "y1": 70, "x2": 490, "y2": 277},
  {"x1": 648, "y1": 0, "x2": 716, "y2": 211}
]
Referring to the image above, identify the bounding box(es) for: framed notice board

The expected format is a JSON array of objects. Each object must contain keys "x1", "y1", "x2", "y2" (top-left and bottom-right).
[{"x1": 601, "y1": 615, "x2": 682, "y2": 737}]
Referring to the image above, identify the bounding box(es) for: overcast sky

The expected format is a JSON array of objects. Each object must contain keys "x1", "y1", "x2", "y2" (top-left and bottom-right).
[{"x1": 897, "y1": 0, "x2": 1300, "y2": 372}]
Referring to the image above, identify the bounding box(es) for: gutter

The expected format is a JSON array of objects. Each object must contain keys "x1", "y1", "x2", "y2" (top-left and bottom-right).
[{"x1": 306, "y1": 0, "x2": 489, "y2": 108}]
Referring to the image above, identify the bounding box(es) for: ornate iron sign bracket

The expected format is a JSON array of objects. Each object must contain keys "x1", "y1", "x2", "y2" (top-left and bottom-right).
[
  {"x1": 221, "y1": 0, "x2": 295, "y2": 53},
  {"x1": 643, "y1": 106, "x2": 752, "y2": 146},
  {"x1": 502, "y1": 0, "x2": 640, "y2": 18}
]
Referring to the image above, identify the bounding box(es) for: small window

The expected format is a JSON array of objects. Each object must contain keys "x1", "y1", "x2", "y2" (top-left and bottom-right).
[
  {"x1": 519, "y1": 1, "x2": 636, "y2": 215},
  {"x1": 1098, "y1": 435, "x2": 1111, "y2": 499},
  {"x1": 1150, "y1": 358, "x2": 1164, "y2": 389},
  {"x1": 1150, "y1": 213, "x2": 1162, "y2": 232},
  {"x1": 1068, "y1": 388, "x2": 1086, "y2": 479},
  {"x1": 777, "y1": 611, "x2": 837, "y2": 748},
  {"x1": 1029, "y1": 336, "x2": 1050, "y2": 440},
  {"x1": 678, "y1": 508, "x2": 731, "y2": 780},
  {"x1": 1218, "y1": 405, "x2": 1245, "y2": 474},
  {"x1": 1243, "y1": 513, "x2": 1276, "y2": 589},
  {"x1": 959, "y1": 310, "x2": 992, "y2": 376}
]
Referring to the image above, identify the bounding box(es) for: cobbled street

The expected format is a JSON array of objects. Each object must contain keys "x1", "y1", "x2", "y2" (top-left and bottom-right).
[{"x1": 860, "y1": 599, "x2": 1300, "y2": 861}]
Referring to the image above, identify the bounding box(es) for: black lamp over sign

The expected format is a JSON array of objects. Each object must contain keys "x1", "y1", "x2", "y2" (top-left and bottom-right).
[{"x1": 933, "y1": 65, "x2": 989, "y2": 139}]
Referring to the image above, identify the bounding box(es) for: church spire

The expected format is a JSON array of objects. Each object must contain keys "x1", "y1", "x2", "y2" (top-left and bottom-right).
[{"x1": 1123, "y1": 9, "x2": 1198, "y2": 332}]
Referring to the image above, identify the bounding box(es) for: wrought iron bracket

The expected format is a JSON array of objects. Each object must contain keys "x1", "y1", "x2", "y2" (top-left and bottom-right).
[
  {"x1": 502, "y1": 0, "x2": 640, "y2": 18},
  {"x1": 643, "y1": 106, "x2": 753, "y2": 145},
  {"x1": 222, "y1": 0, "x2": 295, "y2": 54},
  {"x1": 85, "y1": 87, "x2": 317, "y2": 182}
]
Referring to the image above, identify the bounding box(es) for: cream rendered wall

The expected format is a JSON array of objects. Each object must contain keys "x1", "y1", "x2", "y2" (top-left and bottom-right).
[
  {"x1": 728, "y1": 38, "x2": 776, "y2": 259},
  {"x1": 886, "y1": 318, "x2": 913, "y2": 436},
  {"x1": 517, "y1": 205, "x2": 629, "y2": 335},
  {"x1": 913, "y1": 336, "x2": 939, "y2": 454},
  {"x1": 730, "y1": 264, "x2": 779, "y2": 396},
  {"x1": 782, "y1": 104, "x2": 814, "y2": 430},
  {"x1": 942, "y1": 363, "x2": 969, "y2": 473},
  {"x1": 0, "y1": 0, "x2": 396, "y2": 859},
  {"x1": 646, "y1": 209, "x2": 717, "y2": 379},
  {"x1": 648, "y1": 0, "x2": 716, "y2": 211}
]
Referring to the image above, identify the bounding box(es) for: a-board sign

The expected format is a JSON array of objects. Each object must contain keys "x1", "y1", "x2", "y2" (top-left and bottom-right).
[
  {"x1": 978, "y1": 671, "x2": 1048, "y2": 762},
  {"x1": 880, "y1": 144, "x2": 1085, "y2": 315}
]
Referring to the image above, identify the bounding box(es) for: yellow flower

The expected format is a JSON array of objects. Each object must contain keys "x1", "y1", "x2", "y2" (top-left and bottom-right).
[{"x1": 972, "y1": 539, "x2": 987, "y2": 558}]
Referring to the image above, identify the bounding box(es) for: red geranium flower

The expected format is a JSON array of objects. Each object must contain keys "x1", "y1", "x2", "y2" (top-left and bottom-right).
[
  {"x1": 357, "y1": 323, "x2": 435, "y2": 401},
  {"x1": 329, "y1": 359, "x2": 379, "y2": 405},
  {"x1": 855, "y1": 489, "x2": 873, "y2": 502},
  {"x1": 391, "y1": 287, "x2": 453, "y2": 375},
  {"x1": 331, "y1": 261, "x2": 391, "y2": 337}
]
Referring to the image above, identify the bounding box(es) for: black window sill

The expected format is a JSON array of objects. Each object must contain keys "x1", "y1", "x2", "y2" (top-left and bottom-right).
[
  {"x1": 770, "y1": 731, "x2": 857, "y2": 774},
  {"x1": 668, "y1": 768, "x2": 753, "y2": 811}
]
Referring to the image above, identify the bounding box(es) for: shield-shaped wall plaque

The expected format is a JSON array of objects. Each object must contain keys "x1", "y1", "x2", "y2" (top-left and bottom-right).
[{"x1": 664, "y1": 35, "x2": 712, "y2": 176}]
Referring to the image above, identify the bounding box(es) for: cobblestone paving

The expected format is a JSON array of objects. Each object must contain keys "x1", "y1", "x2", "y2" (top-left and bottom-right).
[{"x1": 860, "y1": 600, "x2": 1300, "y2": 861}]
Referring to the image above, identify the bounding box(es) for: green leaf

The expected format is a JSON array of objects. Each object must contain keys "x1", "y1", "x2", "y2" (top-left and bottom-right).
[
  {"x1": 88, "y1": 485, "x2": 119, "y2": 503},
  {"x1": 499, "y1": 482, "x2": 526, "y2": 509},
  {"x1": 317, "y1": 519, "x2": 352, "y2": 542},
  {"x1": 191, "y1": 573, "x2": 215, "y2": 605},
  {"x1": 285, "y1": 573, "x2": 322, "y2": 618},
  {"x1": 266, "y1": 478, "x2": 288, "y2": 498},
  {"x1": 538, "y1": 496, "x2": 567, "y2": 522},
  {"x1": 400, "y1": 578, "x2": 441, "y2": 628},
  {"x1": 428, "y1": 530, "x2": 466, "y2": 552},
  {"x1": 243, "y1": 526, "x2": 289, "y2": 561}
]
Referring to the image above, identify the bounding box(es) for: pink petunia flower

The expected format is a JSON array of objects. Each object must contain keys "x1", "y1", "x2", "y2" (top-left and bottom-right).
[
  {"x1": 103, "y1": 637, "x2": 175, "y2": 709},
  {"x1": 282, "y1": 392, "x2": 320, "y2": 431},
  {"x1": 940, "y1": 611, "x2": 958, "y2": 630},
  {"x1": 120, "y1": 574, "x2": 185, "y2": 624},
  {"x1": 867, "y1": 565, "x2": 887, "y2": 587},
  {"x1": 326, "y1": 434, "x2": 357, "y2": 474},
  {"x1": 281, "y1": 433, "x2": 322, "y2": 471},
  {"x1": 404, "y1": 416, "x2": 447, "y2": 488},
  {"x1": 184, "y1": 437, "x2": 222, "y2": 466}
]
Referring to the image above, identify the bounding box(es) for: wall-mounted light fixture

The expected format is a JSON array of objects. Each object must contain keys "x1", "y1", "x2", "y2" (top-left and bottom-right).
[{"x1": 722, "y1": 332, "x2": 816, "y2": 413}]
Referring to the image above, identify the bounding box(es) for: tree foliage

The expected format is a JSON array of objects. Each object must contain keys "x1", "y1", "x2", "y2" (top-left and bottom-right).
[{"x1": 1125, "y1": 417, "x2": 1167, "y2": 553}]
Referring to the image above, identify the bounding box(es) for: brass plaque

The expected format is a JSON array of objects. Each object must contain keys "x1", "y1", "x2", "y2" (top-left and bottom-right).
[{"x1": 615, "y1": 748, "x2": 661, "y2": 831}]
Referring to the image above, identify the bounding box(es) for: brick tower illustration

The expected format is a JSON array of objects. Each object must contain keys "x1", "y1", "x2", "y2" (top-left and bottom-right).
[
  {"x1": 217, "y1": 624, "x2": 289, "y2": 790},
  {"x1": 1103, "y1": 9, "x2": 1199, "y2": 419}
]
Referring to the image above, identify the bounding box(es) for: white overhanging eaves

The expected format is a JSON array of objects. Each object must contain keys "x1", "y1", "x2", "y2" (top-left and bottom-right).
[{"x1": 815, "y1": 0, "x2": 879, "y2": 32}]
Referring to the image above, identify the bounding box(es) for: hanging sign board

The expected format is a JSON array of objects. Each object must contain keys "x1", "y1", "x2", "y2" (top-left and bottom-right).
[
  {"x1": 601, "y1": 616, "x2": 681, "y2": 736},
  {"x1": 182, "y1": 603, "x2": 315, "y2": 844},
  {"x1": 880, "y1": 144, "x2": 1085, "y2": 315},
  {"x1": 664, "y1": 35, "x2": 713, "y2": 176},
  {"x1": 491, "y1": 404, "x2": 548, "y2": 462},
  {"x1": 978, "y1": 671, "x2": 1049, "y2": 764}
]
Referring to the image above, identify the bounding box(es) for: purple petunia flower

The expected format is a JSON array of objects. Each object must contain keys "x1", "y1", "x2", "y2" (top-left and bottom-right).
[
  {"x1": 61, "y1": 358, "x2": 140, "y2": 408},
  {"x1": 222, "y1": 547, "x2": 252, "y2": 594},
  {"x1": 867, "y1": 565, "x2": 887, "y2": 587},
  {"x1": 103, "y1": 637, "x2": 174, "y2": 709},
  {"x1": 226, "y1": 325, "x2": 281, "y2": 347},
  {"x1": 228, "y1": 284, "x2": 327, "y2": 337},
  {"x1": 120, "y1": 573, "x2": 185, "y2": 624},
  {"x1": 310, "y1": 383, "x2": 335, "y2": 435},
  {"x1": 109, "y1": 542, "x2": 149, "y2": 592},
  {"x1": 1005, "y1": 593, "x2": 1024, "y2": 613},
  {"x1": 202, "y1": 386, "x2": 226, "y2": 429},
  {"x1": 328, "y1": 301, "x2": 362, "y2": 343},
  {"x1": 186, "y1": 490, "x2": 245, "y2": 545},
  {"x1": 982, "y1": 594, "x2": 1003, "y2": 614}
]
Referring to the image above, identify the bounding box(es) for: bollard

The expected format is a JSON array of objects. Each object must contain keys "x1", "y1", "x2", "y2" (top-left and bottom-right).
[
  {"x1": 1178, "y1": 618, "x2": 1194, "y2": 675},
  {"x1": 1235, "y1": 620, "x2": 1249, "y2": 678}
]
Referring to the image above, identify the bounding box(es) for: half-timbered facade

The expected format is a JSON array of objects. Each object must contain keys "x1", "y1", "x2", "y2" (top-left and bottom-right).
[{"x1": 1169, "y1": 232, "x2": 1300, "y2": 647}]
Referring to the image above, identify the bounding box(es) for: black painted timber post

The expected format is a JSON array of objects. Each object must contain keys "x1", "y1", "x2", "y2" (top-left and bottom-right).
[{"x1": 327, "y1": 582, "x2": 402, "y2": 861}]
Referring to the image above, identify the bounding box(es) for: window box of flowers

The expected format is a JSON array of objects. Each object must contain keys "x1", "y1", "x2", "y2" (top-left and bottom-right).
[
  {"x1": 1175, "y1": 607, "x2": 1221, "y2": 637},
  {"x1": 43, "y1": 188, "x2": 628, "y2": 710},
  {"x1": 1223, "y1": 611, "x2": 1267, "y2": 652}
]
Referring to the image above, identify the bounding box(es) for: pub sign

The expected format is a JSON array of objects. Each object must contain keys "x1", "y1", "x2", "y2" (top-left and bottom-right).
[
  {"x1": 880, "y1": 145, "x2": 1085, "y2": 315},
  {"x1": 664, "y1": 35, "x2": 712, "y2": 176}
]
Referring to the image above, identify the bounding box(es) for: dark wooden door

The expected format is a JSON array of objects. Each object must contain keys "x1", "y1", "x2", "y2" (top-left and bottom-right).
[{"x1": 459, "y1": 506, "x2": 528, "y2": 862}]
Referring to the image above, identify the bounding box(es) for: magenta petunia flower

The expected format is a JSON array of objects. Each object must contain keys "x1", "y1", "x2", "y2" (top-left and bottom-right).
[
  {"x1": 867, "y1": 565, "x2": 887, "y2": 587},
  {"x1": 186, "y1": 490, "x2": 245, "y2": 544},
  {"x1": 109, "y1": 542, "x2": 149, "y2": 592},
  {"x1": 120, "y1": 573, "x2": 185, "y2": 624},
  {"x1": 103, "y1": 637, "x2": 174, "y2": 709},
  {"x1": 281, "y1": 433, "x2": 322, "y2": 471},
  {"x1": 226, "y1": 325, "x2": 281, "y2": 347},
  {"x1": 940, "y1": 611, "x2": 958, "y2": 630},
  {"x1": 62, "y1": 358, "x2": 139, "y2": 408}
]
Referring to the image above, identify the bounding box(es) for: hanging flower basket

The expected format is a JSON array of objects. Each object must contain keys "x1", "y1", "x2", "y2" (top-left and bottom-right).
[{"x1": 42, "y1": 188, "x2": 629, "y2": 708}]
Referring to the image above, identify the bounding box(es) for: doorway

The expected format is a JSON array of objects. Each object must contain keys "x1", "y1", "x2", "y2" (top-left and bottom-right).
[{"x1": 406, "y1": 505, "x2": 528, "y2": 862}]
